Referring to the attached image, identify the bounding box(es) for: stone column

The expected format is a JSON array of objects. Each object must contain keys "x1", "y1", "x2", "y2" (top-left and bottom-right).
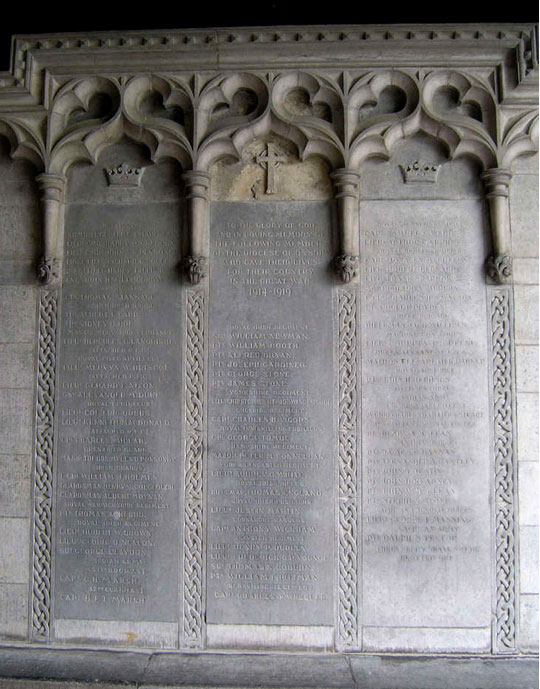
[
  {"x1": 330, "y1": 168, "x2": 361, "y2": 283},
  {"x1": 482, "y1": 168, "x2": 513, "y2": 284},
  {"x1": 181, "y1": 170, "x2": 210, "y2": 285},
  {"x1": 36, "y1": 173, "x2": 66, "y2": 286}
]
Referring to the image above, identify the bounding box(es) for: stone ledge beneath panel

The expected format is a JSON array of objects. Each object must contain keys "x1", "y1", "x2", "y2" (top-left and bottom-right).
[{"x1": 0, "y1": 646, "x2": 538, "y2": 689}]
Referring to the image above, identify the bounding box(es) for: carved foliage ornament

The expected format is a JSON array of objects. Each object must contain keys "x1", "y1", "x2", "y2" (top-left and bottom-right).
[
  {"x1": 181, "y1": 255, "x2": 208, "y2": 285},
  {"x1": 486, "y1": 255, "x2": 513, "y2": 284},
  {"x1": 333, "y1": 255, "x2": 360, "y2": 284},
  {"x1": 37, "y1": 257, "x2": 61, "y2": 285}
]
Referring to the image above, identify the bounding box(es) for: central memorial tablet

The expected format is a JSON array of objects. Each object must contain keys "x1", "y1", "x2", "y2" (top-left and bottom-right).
[{"x1": 207, "y1": 202, "x2": 335, "y2": 625}]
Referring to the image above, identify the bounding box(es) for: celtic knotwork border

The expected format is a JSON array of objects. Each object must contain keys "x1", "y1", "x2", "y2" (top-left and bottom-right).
[
  {"x1": 491, "y1": 288, "x2": 517, "y2": 653},
  {"x1": 337, "y1": 289, "x2": 359, "y2": 649},
  {"x1": 31, "y1": 289, "x2": 58, "y2": 641},
  {"x1": 183, "y1": 290, "x2": 205, "y2": 647}
]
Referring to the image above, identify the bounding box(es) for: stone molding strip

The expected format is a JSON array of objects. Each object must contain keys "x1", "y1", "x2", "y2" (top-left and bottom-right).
[
  {"x1": 337, "y1": 289, "x2": 359, "y2": 649},
  {"x1": 31, "y1": 289, "x2": 58, "y2": 641},
  {"x1": 0, "y1": 25, "x2": 537, "y2": 103},
  {"x1": 490, "y1": 288, "x2": 518, "y2": 653},
  {"x1": 0, "y1": 646, "x2": 537, "y2": 688},
  {"x1": 183, "y1": 290, "x2": 206, "y2": 647}
]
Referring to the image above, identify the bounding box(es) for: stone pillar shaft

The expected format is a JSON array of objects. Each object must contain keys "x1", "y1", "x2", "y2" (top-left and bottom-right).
[
  {"x1": 330, "y1": 168, "x2": 361, "y2": 283},
  {"x1": 182, "y1": 170, "x2": 210, "y2": 285},
  {"x1": 482, "y1": 168, "x2": 513, "y2": 284},
  {"x1": 36, "y1": 173, "x2": 66, "y2": 286}
]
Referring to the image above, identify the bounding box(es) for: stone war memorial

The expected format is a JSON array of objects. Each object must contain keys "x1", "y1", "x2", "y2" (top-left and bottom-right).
[{"x1": 0, "y1": 23, "x2": 538, "y2": 689}]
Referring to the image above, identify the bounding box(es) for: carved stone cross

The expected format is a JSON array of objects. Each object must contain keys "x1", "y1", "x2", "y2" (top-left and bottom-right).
[{"x1": 256, "y1": 143, "x2": 287, "y2": 194}]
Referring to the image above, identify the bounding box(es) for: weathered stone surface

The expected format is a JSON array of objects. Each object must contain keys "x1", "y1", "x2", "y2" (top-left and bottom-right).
[
  {"x1": 0, "y1": 583, "x2": 28, "y2": 638},
  {"x1": 0, "y1": 518, "x2": 30, "y2": 583},
  {"x1": 514, "y1": 258, "x2": 539, "y2": 285},
  {"x1": 0, "y1": 344, "x2": 34, "y2": 388},
  {"x1": 0, "y1": 454, "x2": 31, "y2": 517},
  {"x1": 0, "y1": 21, "x2": 537, "y2": 687},
  {"x1": 519, "y1": 462, "x2": 539, "y2": 526},
  {"x1": 520, "y1": 525, "x2": 539, "y2": 594},
  {"x1": 0, "y1": 648, "x2": 537, "y2": 689},
  {"x1": 54, "y1": 620, "x2": 178, "y2": 649},
  {"x1": 53, "y1": 156, "x2": 183, "y2": 629},
  {"x1": 516, "y1": 345, "x2": 539, "y2": 392},
  {"x1": 360, "y1": 199, "x2": 491, "y2": 634},
  {"x1": 0, "y1": 390, "x2": 33, "y2": 454},
  {"x1": 520, "y1": 594, "x2": 540, "y2": 654},
  {"x1": 511, "y1": 174, "x2": 539, "y2": 258},
  {"x1": 0, "y1": 287, "x2": 36, "y2": 342},
  {"x1": 207, "y1": 202, "x2": 334, "y2": 626},
  {"x1": 210, "y1": 142, "x2": 333, "y2": 201},
  {"x1": 206, "y1": 624, "x2": 334, "y2": 651},
  {"x1": 360, "y1": 135, "x2": 484, "y2": 201},
  {"x1": 514, "y1": 286, "x2": 539, "y2": 344},
  {"x1": 517, "y1": 392, "x2": 539, "y2": 462}
]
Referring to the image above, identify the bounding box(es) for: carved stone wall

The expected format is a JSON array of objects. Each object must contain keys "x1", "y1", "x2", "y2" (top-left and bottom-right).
[{"x1": 0, "y1": 23, "x2": 537, "y2": 687}]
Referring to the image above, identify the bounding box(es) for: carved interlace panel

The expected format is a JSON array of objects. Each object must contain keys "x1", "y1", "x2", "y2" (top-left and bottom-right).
[
  {"x1": 32, "y1": 290, "x2": 58, "y2": 640},
  {"x1": 183, "y1": 290, "x2": 206, "y2": 647},
  {"x1": 337, "y1": 289, "x2": 359, "y2": 649},
  {"x1": 491, "y1": 289, "x2": 517, "y2": 653}
]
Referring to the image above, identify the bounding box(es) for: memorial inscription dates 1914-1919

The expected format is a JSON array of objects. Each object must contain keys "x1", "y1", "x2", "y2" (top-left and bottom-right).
[
  {"x1": 50, "y1": 154, "x2": 494, "y2": 646},
  {"x1": 0, "y1": 25, "x2": 537, "y2": 688},
  {"x1": 207, "y1": 202, "x2": 334, "y2": 626}
]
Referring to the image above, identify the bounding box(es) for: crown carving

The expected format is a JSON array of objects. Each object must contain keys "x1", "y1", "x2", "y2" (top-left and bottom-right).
[
  {"x1": 105, "y1": 163, "x2": 145, "y2": 187},
  {"x1": 400, "y1": 161, "x2": 441, "y2": 184}
]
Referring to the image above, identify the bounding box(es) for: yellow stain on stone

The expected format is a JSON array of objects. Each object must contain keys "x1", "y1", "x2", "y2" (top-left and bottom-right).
[{"x1": 125, "y1": 632, "x2": 137, "y2": 643}]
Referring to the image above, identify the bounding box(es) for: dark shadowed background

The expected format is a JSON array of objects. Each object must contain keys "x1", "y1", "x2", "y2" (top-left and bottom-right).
[{"x1": 1, "y1": 0, "x2": 538, "y2": 72}]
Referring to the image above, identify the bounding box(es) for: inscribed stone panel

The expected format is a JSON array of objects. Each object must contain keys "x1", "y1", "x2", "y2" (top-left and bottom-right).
[
  {"x1": 54, "y1": 176, "x2": 183, "y2": 623},
  {"x1": 207, "y1": 202, "x2": 334, "y2": 625},
  {"x1": 360, "y1": 200, "x2": 492, "y2": 630}
]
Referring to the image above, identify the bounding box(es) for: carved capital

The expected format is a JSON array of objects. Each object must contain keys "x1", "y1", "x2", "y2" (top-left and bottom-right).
[
  {"x1": 482, "y1": 167, "x2": 513, "y2": 277},
  {"x1": 182, "y1": 170, "x2": 211, "y2": 201},
  {"x1": 486, "y1": 255, "x2": 513, "y2": 284},
  {"x1": 333, "y1": 254, "x2": 359, "y2": 284},
  {"x1": 330, "y1": 168, "x2": 361, "y2": 200},
  {"x1": 35, "y1": 173, "x2": 66, "y2": 203},
  {"x1": 330, "y1": 169, "x2": 361, "y2": 270},
  {"x1": 182, "y1": 254, "x2": 208, "y2": 285},
  {"x1": 482, "y1": 168, "x2": 513, "y2": 198},
  {"x1": 37, "y1": 256, "x2": 62, "y2": 285}
]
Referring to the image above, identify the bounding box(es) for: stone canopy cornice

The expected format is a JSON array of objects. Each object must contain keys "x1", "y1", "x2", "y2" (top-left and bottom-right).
[
  {"x1": 0, "y1": 24, "x2": 538, "y2": 106},
  {"x1": 0, "y1": 25, "x2": 537, "y2": 290}
]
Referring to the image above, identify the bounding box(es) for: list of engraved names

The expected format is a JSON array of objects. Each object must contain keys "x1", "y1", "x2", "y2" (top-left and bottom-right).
[
  {"x1": 55, "y1": 203, "x2": 182, "y2": 622},
  {"x1": 207, "y1": 202, "x2": 334, "y2": 625},
  {"x1": 360, "y1": 200, "x2": 491, "y2": 628}
]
